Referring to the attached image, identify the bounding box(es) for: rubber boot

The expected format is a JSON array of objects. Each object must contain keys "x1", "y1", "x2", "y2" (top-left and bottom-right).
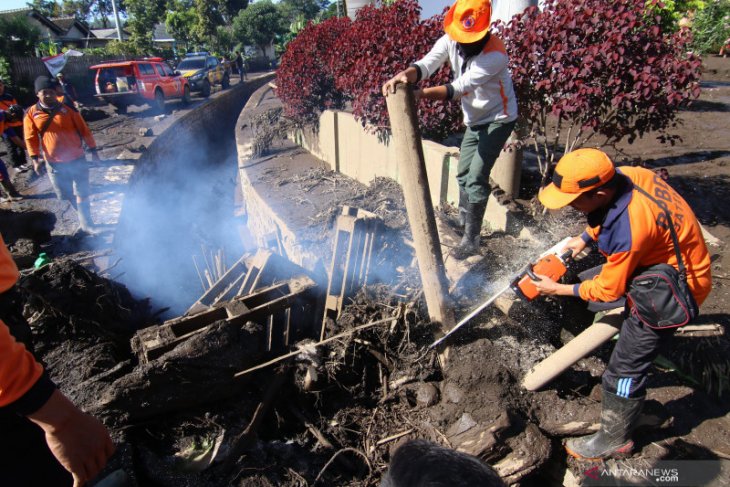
[
  {"x1": 451, "y1": 201, "x2": 487, "y2": 260},
  {"x1": 565, "y1": 390, "x2": 645, "y2": 460},
  {"x1": 458, "y1": 188, "x2": 469, "y2": 229},
  {"x1": 77, "y1": 200, "x2": 99, "y2": 235},
  {"x1": 0, "y1": 179, "x2": 22, "y2": 202}
]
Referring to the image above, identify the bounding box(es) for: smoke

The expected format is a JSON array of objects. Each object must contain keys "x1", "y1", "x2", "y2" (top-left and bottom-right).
[{"x1": 113, "y1": 122, "x2": 244, "y2": 319}]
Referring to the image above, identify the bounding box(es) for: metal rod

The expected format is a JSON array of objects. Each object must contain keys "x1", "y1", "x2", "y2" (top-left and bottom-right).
[{"x1": 429, "y1": 283, "x2": 512, "y2": 349}]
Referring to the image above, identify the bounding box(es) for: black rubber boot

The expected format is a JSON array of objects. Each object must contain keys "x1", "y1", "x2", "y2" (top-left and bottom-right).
[
  {"x1": 565, "y1": 390, "x2": 645, "y2": 460},
  {"x1": 458, "y1": 188, "x2": 468, "y2": 229},
  {"x1": 451, "y1": 201, "x2": 487, "y2": 260},
  {"x1": 77, "y1": 200, "x2": 99, "y2": 235}
]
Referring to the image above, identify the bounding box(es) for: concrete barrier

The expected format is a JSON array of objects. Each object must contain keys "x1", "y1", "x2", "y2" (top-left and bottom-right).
[{"x1": 293, "y1": 109, "x2": 519, "y2": 231}]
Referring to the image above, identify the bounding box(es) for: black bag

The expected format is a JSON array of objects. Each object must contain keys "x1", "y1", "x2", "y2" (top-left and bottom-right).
[{"x1": 627, "y1": 187, "x2": 699, "y2": 329}]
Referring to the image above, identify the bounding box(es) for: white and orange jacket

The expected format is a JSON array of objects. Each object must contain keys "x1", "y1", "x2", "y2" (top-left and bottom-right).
[
  {"x1": 413, "y1": 34, "x2": 518, "y2": 127},
  {"x1": 24, "y1": 102, "x2": 96, "y2": 164},
  {"x1": 576, "y1": 167, "x2": 712, "y2": 306}
]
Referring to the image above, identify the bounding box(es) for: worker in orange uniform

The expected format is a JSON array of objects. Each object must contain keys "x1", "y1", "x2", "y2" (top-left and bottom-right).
[
  {"x1": 0, "y1": 233, "x2": 115, "y2": 485},
  {"x1": 24, "y1": 76, "x2": 101, "y2": 235},
  {"x1": 0, "y1": 76, "x2": 29, "y2": 170},
  {"x1": 382, "y1": 0, "x2": 517, "y2": 259},
  {"x1": 0, "y1": 104, "x2": 25, "y2": 202},
  {"x1": 533, "y1": 148, "x2": 712, "y2": 460}
]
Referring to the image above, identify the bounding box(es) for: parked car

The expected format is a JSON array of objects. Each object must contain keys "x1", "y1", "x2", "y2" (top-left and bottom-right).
[
  {"x1": 89, "y1": 58, "x2": 191, "y2": 114},
  {"x1": 176, "y1": 52, "x2": 230, "y2": 97}
]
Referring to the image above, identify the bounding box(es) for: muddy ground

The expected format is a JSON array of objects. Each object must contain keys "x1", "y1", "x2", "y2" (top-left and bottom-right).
[{"x1": 1, "y1": 58, "x2": 729, "y2": 486}]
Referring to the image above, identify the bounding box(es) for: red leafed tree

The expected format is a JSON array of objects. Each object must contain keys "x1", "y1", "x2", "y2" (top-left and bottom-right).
[
  {"x1": 276, "y1": 16, "x2": 352, "y2": 124},
  {"x1": 497, "y1": 0, "x2": 702, "y2": 184},
  {"x1": 328, "y1": 0, "x2": 462, "y2": 141}
]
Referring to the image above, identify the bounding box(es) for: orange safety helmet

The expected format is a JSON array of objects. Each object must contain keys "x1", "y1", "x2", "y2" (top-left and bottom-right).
[{"x1": 444, "y1": 0, "x2": 492, "y2": 44}]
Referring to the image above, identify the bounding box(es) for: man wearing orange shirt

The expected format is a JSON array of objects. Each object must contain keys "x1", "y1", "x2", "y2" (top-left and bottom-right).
[
  {"x1": 24, "y1": 76, "x2": 100, "y2": 235},
  {"x1": 533, "y1": 148, "x2": 712, "y2": 460},
  {"x1": 0, "y1": 76, "x2": 28, "y2": 169},
  {"x1": 0, "y1": 234, "x2": 115, "y2": 485}
]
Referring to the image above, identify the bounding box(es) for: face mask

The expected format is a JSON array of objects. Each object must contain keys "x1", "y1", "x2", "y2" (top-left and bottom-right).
[{"x1": 457, "y1": 33, "x2": 491, "y2": 59}]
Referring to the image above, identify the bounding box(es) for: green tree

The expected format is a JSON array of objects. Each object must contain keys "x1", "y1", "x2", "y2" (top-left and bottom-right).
[
  {"x1": 692, "y1": 0, "x2": 730, "y2": 53},
  {"x1": 53, "y1": 1, "x2": 128, "y2": 27},
  {"x1": 193, "y1": 0, "x2": 223, "y2": 40},
  {"x1": 167, "y1": 0, "x2": 201, "y2": 49},
  {"x1": 278, "y1": 0, "x2": 330, "y2": 22},
  {"x1": 27, "y1": 0, "x2": 63, "y2": 17},
  {"x1": 232, "y1": 0, "x2": 286, "y2": 56},
  {"x1": 125, "y1": 0, "x2": 166, "y2": 51},
  {"x1": 320, "y1": 1, "x2": 341, "y2": 20},
  {"x1": 210, "y1": 24, "x2": 234, "y2": 53},
  {"x1": 0, "y1": 14, "x2": 41, "y2": 56},
  {"x1": 219, "y1": 0, "x2": 248, "y2": 20}
]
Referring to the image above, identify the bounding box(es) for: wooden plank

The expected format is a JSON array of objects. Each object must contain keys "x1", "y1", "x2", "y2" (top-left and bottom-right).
[{"x1": 186, "y1": 255, "x2": 250, "y2": 315}]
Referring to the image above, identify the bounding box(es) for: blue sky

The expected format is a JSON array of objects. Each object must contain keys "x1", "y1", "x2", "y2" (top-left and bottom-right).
[
  {"x1": 5, "y1": 0, "x2": 30, "y2": 10},
  {"x1": 3, "y1": 0, "x2": 451, "y2": 18}
]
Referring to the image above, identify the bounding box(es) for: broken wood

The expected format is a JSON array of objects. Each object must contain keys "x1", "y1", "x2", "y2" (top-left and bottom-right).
[
  {"x1": 376, "y1": 429, "x2": 414, "y2": 446},
  {"x1": 134, "y1": 276, "x2": 318, "y2": 362},
  {"x1": 234, "y1": 314, "x2": 400, "y2": 378},
  {"x1": 224, "y1": 369, "x2": 288, "y2": 470},
  {"x1": 320, "y1": 206, "x2": 383, "y2": 340}
]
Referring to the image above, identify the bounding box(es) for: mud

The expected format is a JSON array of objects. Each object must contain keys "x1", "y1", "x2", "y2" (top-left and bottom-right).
[{"x1": 1, "y1": 59, "x2": 729, "y2": 486}]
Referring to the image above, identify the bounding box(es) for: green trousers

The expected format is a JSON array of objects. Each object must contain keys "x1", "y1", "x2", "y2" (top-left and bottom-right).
[{"x1": 457, "y1": 119, "x2": 516, "y2": 204}]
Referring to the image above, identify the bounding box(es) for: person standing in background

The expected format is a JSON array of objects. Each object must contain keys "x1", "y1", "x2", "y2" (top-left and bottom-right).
[
  {"x1": 0, "y1": 77, "x2": 29, "y2": 170},
  {"x1": 25, "y1": 76, "x2": 101, "y2": 235},
  {"x1": 382, "y1": 0, "x2": 518, "y2": 260}
]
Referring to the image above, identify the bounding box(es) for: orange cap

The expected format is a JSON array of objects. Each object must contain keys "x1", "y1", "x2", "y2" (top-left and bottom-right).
[
  {"x1": 444, "y1": 0, "x2": 492, "y2": 44},
  {"x1": 538, "y1": 148, "x2": 616, "y2": 209}
]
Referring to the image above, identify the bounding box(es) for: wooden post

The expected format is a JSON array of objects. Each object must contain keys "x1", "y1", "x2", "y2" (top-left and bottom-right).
[{"x1": 385, "y1": 85, "x2": 456, "y2": 335}]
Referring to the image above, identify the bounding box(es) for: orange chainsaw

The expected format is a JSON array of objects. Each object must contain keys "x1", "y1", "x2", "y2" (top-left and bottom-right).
[{"x1": 430, "y1": 237, "x2": 575, "y2": 348}]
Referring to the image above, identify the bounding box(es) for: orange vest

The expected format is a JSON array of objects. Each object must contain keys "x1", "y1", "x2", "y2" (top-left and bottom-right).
[
  {"x1": 24, "y1": 103, "x2": 96, "y2": 163},
  {"x1": 580, "y1": 167, "x2": 712, "y2": 305}
]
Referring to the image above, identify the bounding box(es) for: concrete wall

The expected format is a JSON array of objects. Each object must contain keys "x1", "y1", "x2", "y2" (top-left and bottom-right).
[
  {"x1": 234, "y1": 83, "x2": 328, "y2": 272},
  {"x1": 294, "y1": 111, "x2": 462, "y2": 208},
  {"x1": 293, "y1": 109, "x2": 519, "y2": 231}
]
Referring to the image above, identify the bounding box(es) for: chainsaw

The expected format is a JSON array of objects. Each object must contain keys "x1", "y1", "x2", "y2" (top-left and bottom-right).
[{"x1": 429, "y1": 237, "x2": 575, "y2": 348}]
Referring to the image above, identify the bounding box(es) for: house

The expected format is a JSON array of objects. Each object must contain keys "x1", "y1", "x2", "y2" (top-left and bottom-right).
[
  {"x1": 153, "y1": 23, "x2": 176, "y2": 50},
  {"x1": 0, "y1": 8, "x2": 97, "y2": 48},
  {"x1": 89, "y1": 27, "x2": 131, "y2": 47}
]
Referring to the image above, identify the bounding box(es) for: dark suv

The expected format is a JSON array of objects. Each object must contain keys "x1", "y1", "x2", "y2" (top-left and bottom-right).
[
  {"x1": 90, "y1": 58, "x2": 190, "y2": 113},
  {"x1": 176, "y1": 52, "x2": 230, "y2": 97}
]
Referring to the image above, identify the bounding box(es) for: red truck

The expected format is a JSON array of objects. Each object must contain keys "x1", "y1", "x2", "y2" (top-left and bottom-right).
[{"x1": 89, "y1": 57, "x2": 191, "y2": 114}]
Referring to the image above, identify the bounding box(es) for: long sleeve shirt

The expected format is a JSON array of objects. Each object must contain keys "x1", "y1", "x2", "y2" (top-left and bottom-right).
[
  {"x1": 575, "y1": 167, "x2": 712, "y2": 306},
  {"x1": 0, "y1": 235, "x2": 55, "y2": 413},
  {"x1": 413, "y1": 34, "x2": 518, "y2": 127},
  {"x1": 24, "y1": 102, "x2": 96, "y2": 163}
]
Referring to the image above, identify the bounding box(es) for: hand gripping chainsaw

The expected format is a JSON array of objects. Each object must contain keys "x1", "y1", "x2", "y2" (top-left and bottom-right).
[{"x1": 430, "y1": 237, "x2": 575, "y2": 348}]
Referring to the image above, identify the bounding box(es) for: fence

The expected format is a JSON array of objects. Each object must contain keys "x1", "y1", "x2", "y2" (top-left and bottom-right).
[{"x1": 8, "y1": 54, "x2": 126, "y2": 104}]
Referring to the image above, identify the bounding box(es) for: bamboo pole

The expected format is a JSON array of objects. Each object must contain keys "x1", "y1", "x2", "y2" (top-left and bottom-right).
[{"x1": 384, "y1": 85, "x2": 456, "y2": 336}]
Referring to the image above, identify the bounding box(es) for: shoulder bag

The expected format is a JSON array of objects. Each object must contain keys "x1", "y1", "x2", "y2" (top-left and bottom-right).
[{"x1": 627, "y1": 186, "x2": 699, "y2": 329}]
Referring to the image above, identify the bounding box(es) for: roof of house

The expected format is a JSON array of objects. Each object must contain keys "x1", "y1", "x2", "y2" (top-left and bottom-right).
[
  {"x1": 49, "y1": 16, "x2": 93, "y2": 37},
  {"x1": 153, "y1": 23, "x2": 174, "y2": 42},
  {"x1": 91, "y1": 28, "x2": 130, "y2": 40},
  {"x1": 0, "y1": 7, "x2": 64, "y2": 34}
]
